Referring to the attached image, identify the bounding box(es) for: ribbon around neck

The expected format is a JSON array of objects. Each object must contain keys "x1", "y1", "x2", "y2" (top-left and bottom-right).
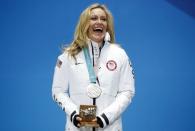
[{"x1": 83, "y1": 47, "x2": 96, "y2": 83}]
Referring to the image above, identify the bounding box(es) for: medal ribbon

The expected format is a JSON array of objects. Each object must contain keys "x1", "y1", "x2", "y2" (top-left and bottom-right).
[{"x1": 83, "y1": 47, "x2": 96, "y2": 83}]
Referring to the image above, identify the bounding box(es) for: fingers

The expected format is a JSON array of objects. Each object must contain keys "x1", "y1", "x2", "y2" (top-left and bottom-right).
[
  {"x1": 77, "y1": 123, "x2": 80, "y2": 127},
  {"x1": 92, "y1": 118, "x2": 97, "y2": 122},
  {"x1": 76, "y1": 116, "x2": 82, "y2": 127},
  {"x1": 73, "y1": 115, "x2": 82, "y2": 128},
  {"x1": 76, "y1": 116, "x2": 82, "y2": 121}
]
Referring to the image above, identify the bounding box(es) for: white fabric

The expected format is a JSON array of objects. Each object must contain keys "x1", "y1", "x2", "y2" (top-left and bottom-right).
[
  {"x1": 52, "y1": 41, "x2": 135, "y2": 131},
  {"x1": 104, "y1": 32, "x2": 110, "y2": 42}
]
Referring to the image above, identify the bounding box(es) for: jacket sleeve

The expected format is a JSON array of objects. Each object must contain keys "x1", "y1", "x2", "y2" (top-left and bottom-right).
[
  {"x1": 98, "y1": 51, "x2": 135, "y2": 127},
  {"x1": 52, "y1": 53, "x2": 79, "y2": 118}
]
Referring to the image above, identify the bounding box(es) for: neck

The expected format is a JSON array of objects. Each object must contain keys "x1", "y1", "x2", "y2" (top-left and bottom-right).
[
  {"x1": 91, "y1": 40, "x2": 104, "y2": 48},
  {"x1": 97, "y1": 42, "x2": 102, "y2": 47}
]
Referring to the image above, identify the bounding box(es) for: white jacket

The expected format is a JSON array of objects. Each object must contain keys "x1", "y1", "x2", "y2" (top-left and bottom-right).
[{"x1": 52, "y1": 41, "x2": 135, "y2": 131}]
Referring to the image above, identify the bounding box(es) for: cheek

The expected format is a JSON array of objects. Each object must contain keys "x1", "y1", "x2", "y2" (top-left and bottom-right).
[
  {"x1": 88, "y1": 22, "x2": 94, "y2": 31},
  {"x1": 104, "y1": 22, "x2": 108, "y2": 30},
  {"x1": 89, "y1": 20, "x2": 95, "y2": 27},
  {"x1": 88, "y1": 26, "x2": 93, "y2": 34}
]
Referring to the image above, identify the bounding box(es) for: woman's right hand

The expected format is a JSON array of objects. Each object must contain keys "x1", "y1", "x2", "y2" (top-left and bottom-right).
[{"x1": 73, "y1": 115, "x2": 82, "y2": 128}]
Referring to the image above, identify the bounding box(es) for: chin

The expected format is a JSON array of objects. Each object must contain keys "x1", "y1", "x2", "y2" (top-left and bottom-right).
[
  {"x1": 95, "y1": 38, "x2": 104, "y2": 43},
  {"x1": 95, "y1": 37, "x2": 104, "y2": 41}
]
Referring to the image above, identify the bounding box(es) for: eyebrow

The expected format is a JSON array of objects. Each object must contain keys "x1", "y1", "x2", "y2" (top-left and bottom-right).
[{"x1": 90, "y1": 14, "x2": 106, "y2": 18}]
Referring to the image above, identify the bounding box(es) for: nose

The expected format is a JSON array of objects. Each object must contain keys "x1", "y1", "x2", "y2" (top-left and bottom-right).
[{"x1": 97, "y1": 18, "x2": 102, "y2": 23}]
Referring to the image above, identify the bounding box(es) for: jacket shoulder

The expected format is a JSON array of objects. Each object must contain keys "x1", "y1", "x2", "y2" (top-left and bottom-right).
[
  {"x1": 108, "y1": 43, "x2": 128, "y2": 58},
  {"x1": 57, "y1": 51, "x2": 71, "y2": 64}
]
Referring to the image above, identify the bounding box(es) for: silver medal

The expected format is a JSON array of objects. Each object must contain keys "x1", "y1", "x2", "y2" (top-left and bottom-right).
[{"x1": 86, "y1": 84, "x2": 102, "y2": 98}]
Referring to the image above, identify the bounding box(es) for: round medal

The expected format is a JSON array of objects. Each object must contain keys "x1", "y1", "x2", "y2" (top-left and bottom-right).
[{"x1": 86, "y1": 84, "x2": 102, "y2": 98}]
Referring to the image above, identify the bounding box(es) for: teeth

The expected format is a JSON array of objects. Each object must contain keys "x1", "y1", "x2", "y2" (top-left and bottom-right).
[{"x1": 93, "y1": 28, "x2": 103, "y2": 32}]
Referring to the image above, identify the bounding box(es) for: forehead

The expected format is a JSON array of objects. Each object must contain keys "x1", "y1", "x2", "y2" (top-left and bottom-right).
[{"x1": 90, "y1": 8, "x2": 106, "y2": 16}]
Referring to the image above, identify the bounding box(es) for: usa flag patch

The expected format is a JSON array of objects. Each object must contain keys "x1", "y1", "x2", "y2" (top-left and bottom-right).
[{"x1": 106, "y1": 60, "x2": 117, "y2": 71}]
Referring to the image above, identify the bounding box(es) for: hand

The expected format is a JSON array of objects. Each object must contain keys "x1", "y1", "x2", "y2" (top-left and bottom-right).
[
  {"x1": 92, "y1": 117, "x2": 103, "y2": 128},
  {"x1": 73, "y1": 115, "x2": 82, "y2": 128}
]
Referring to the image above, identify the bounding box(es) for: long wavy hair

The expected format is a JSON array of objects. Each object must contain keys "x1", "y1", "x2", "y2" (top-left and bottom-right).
[{"x1": 66, "y1": 3, "x2": 115, "y2": 58}]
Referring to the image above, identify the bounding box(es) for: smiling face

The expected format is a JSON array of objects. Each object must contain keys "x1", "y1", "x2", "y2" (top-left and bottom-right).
[{"x1": 88, "y1": 8, "x2": 107, "y2": 44}]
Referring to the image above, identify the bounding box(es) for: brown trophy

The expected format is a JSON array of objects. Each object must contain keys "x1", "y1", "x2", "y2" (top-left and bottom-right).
[{"x1": 79, "y1": 105, "x2": 99, "y2": 127}]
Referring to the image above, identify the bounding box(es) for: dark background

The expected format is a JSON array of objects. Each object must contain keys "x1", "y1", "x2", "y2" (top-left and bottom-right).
[{"x1": 1, "y1": 0, "x2": 195, "y2": 130}]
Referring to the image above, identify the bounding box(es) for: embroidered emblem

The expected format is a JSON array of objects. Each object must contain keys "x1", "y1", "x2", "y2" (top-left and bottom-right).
[{"x1": 106, "y1": 60, "x2": 117, "y2": 71}]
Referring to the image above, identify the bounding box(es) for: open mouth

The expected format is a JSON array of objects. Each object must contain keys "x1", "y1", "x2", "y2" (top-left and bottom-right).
[{"x1": 93, "y1": 28, "x2": 103, "y2": 33}]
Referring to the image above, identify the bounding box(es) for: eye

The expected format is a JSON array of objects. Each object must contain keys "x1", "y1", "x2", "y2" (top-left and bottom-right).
[
  {"x1": 90, "y1": 16, "x2": 97, "y2": 20},
  {"x1": 101, "y1": 18, "x2": 107, "y2": 21},
  {"x1": 101, "y1": 16, "x2": 107, "y2": 21}
]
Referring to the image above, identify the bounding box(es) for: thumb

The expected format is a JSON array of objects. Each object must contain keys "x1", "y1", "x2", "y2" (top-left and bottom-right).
[{"x1": 92, "y1": 118, "x2": 97, "y2": 122}]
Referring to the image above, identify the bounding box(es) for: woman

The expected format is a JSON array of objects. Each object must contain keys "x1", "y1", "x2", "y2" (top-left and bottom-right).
[{"x1": 52, "y1": 3, "x2": 135, "y2": 131}]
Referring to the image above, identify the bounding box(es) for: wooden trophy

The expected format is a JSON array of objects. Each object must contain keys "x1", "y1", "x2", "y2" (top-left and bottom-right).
[{"x1": 79, "y1": 105, "x2": 99, "y2": 127}]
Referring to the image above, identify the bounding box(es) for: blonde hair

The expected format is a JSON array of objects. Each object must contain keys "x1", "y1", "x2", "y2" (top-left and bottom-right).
[{"x1": 66, "y1": 3, "x2": 115, "y2": 58}]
